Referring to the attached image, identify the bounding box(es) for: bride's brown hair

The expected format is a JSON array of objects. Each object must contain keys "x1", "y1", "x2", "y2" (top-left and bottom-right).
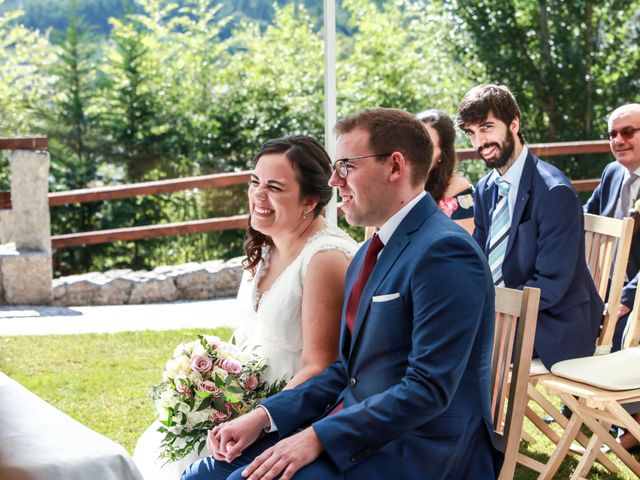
[{"x1": 243, "y1": 136, "x2": 333, "y2": 275}]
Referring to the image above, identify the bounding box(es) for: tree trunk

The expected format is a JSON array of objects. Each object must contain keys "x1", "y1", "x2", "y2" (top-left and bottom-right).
[{"x1": 538, "y1": 0, "x2": 556, "y2": 139}]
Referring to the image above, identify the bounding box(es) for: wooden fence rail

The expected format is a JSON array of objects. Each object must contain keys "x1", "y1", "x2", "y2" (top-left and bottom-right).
[
  {"x1": 51, "y1": 215, "x2": 249, "y2": 249},
  {"x1": 48, "y1": 172, "x2": 252, "y2": 206},
  {"x1": 0, "y1": 137, "x2": 48, "y2": 150},
  {"x1": 1, "y1": 137, "x2": 612, "y2": 249}
]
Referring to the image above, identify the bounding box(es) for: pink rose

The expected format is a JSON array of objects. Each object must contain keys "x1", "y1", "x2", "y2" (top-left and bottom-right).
[
  {"x1": 211, "y1": 403, "x2": 232, "y2": 422},
  {"x1": 198, "y1": 380, "x2": 219, "y2": 395},
  {"x1": 211, "y1": 409, "x2": 227, "y2": 422},
  {"x1": 190, "y1": 355, "x2": 213, "y2": 373},
  {"x1": 221, "y1": 359, "x2": 242, "y2": 374},
  {"x1": 176, "y1": 383, "x2": 193, "y2": 396},
  {"x1": 244, "y1": 374, "x2": 259, "y2": 391},
  {"x1": 175, "y1": 376, "x2": 191, "y2": 395},
  {"x1": 438, "y1": 197, "x2": 459, "y2": 217}
]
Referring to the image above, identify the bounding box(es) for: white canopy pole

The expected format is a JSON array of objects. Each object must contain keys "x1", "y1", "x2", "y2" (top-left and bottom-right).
[{"x1": 323, "y1": 0, "x2": 338, "y2": 225}]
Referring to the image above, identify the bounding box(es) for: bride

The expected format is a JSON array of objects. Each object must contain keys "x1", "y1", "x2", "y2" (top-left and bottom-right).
[{"x1": 133, "y1": 135, "x2": 357, "y2": 479}]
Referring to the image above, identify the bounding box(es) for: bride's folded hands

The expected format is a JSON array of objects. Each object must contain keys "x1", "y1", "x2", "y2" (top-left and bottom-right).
[{"x1": 207, "y1": 409, "x2": 270, "y2": 462}]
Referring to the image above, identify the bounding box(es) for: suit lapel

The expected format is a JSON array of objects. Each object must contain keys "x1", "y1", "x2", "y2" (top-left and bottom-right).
[
  {"x1": 348, "y1": 195, "x2": 434, "y2": 352},
  {"x1": 505, "y1": 152, "x2": 534, "y2": 258}
]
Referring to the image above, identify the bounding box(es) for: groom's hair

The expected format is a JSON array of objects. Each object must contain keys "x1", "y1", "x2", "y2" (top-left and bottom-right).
[{"x1": 335, "y1": 108, "x2": 432, "y2": 187}]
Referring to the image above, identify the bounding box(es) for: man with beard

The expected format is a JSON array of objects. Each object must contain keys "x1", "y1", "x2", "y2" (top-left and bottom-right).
[{"x1": 457, "y1": 84, "x2": 603, "y2": 371}]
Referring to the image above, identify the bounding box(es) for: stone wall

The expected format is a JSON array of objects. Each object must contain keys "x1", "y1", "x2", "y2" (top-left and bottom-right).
[
  {"x1": 52, "y1": 258, "x2": 244, "y2": 306},
  {"x1": 0, "y1": 149, "x2": 53, "y2": 305}
]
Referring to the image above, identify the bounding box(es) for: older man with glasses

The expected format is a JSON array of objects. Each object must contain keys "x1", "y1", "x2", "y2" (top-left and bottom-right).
[{"x1": 585, "y1": 103, "x2": 640, "y2": 352}]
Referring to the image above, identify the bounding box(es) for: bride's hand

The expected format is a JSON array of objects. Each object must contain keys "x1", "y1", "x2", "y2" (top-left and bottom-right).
[
  {"x1": 206, "y1": 427, "x2": 226, "y2": 460},
  {"x1": 207, "y1": 409, "x2": 269, "y2": 462}
]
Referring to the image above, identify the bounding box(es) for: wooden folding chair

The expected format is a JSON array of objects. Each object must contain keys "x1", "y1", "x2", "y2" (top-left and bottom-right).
[
  {"x1": 538, "y1": 292, "x2": 640, "y2": 479},
  {"x1": 583, "y1": 214, "x2": 635, "y2": 353},
  {"x1": 517, "y1": 213, "x2": 634, "y2": 474},
  {"x1": 492, "y1": 286, "x2": 540, "y2": 479}
]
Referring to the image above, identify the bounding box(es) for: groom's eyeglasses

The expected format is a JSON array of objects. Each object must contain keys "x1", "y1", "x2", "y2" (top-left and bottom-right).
[
  {"x1": 332, "y1": 153, "x2": 392, "y2": 179},
  {"x1": 606, "y1": 126, "x2": 640, "y2": 141}
]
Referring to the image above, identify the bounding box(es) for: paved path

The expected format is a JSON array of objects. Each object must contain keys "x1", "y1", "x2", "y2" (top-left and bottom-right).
[{"x1": 0, "y1": 298, "x2": 241, "y2": 336}]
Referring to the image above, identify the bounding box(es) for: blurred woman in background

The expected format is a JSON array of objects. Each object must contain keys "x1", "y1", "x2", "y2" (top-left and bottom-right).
[{"x1": 417, "y1": 109, "x2": 475, "y2": 234}]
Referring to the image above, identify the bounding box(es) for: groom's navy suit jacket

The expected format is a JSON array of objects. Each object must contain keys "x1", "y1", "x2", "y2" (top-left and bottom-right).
[
  {"x1": 584, "y1": 161, "x2": 640, "y2": 309},
  {"x1": 473, "y1": 151, "x2": 603, "y2": 370},
  {"x1": 261, "y1": 194, "x2": 501, "y2": 479}
]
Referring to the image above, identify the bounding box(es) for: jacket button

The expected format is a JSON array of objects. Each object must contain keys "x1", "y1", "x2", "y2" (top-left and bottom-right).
[{"x1": 348, "y1": 377, "x2": 357, "y2": 387}]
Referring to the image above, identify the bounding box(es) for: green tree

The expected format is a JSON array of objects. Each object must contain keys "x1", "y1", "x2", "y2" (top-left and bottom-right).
[
  {"x1": 102, "y1": 17, "x2": 171, "y2": 181},
  {"x1": 446, "y1": 0, "x2": 640, "y2": 143},
  {"x1": 212, "y1": 3, "x2": 325, "y2": 170},
  {"x1": 125, "y1": 0, "x2": 233, "y2": 176},
  {"x1": 45, "y1": 15, "x2": 102, "y2": 191},
  {"x1": 42, "y1": 14, "x2": 106, "y2": 273},
  {"x1": 338, "y1": 0, "x2": 475, "y2": 119},
  {"x1": 0, "y1": 1, "x2": 54, "y2": 137}
]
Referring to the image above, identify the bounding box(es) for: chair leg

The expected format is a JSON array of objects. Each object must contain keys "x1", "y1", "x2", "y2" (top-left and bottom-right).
[
  {"x1": 537, "y1": 411, "x2": 584, "y2": 480},
  {"x1": 608, "y1": 401, "x2": 640, "y2": 441},
  {"x1": 570, "y1": 422, "x2": 611, "y2": 480},
  {"x1": 525, "y1": 385, "x2": 618, "y2": 473},
  {"x1": 565, "y1": 396, "x2": 640, "y2": 476},
  {"x1": 528, "y1": 383, "x2": 564, "y2": 422},
  {"x1": 525, "y1": 404, "x2": 562, "y2": 442}
]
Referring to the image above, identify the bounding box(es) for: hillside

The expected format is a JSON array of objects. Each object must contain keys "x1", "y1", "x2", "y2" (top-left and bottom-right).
[{"x1": 0, "y1": 0, "x2": 356, "y2": 36}]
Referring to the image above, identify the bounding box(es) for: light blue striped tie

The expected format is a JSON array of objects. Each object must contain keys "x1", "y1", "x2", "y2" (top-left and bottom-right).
[{"x1": 489, "y1": 178, "x2": 511, "y2": 286}]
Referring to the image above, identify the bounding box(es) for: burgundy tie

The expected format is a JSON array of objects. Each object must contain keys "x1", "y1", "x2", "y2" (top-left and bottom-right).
[
  {"x1": 329, "y1": 234, "x2": 384, "y2": 416},
  {"x1": 345, "y1": 234, "x2": 384, "y2": 333}
]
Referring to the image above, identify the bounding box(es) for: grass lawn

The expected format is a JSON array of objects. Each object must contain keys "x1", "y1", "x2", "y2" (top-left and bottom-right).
[{"x1": 0, "y1": 329, "x2": 638, "y2": 479}]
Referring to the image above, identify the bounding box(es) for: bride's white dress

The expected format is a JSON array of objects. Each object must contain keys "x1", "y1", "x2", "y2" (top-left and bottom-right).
[{"x1": 132, "y1": 223, "x2": 356, "y2": 479}]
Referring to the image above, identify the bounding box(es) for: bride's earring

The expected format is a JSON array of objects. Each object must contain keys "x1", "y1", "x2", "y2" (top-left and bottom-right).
[{"x1": 303, "y1": 209, "x2": 309, "y2": 219}]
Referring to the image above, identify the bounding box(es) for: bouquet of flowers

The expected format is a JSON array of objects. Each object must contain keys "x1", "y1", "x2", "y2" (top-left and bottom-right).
[{"x1": 152, "y1": 335, "x2": 285, "y2": 462}]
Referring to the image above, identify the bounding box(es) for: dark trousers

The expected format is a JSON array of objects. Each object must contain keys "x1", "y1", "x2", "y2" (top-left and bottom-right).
[{"x1": 180, "y1": 432, "x2": 344, "y2": 480}]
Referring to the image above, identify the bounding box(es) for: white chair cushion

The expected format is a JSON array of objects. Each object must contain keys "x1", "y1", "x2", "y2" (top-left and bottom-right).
[
  {"x1": 550, "y1": 347, "x2": 640, "y2": 391},
  {"x1": 530, "y1": 358, "x2": 550, "y2": 375}
]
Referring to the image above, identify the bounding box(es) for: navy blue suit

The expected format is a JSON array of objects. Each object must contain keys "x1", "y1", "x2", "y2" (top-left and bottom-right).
[
  {"x1": 474, "y1": 151, "x2": 603, "y2": 370},
  {"x1": 184, "y1": 194, "x2": 501, "y2": 479},
  {"x1": 584, "y1": 161, "x2": 639, "y2": 349}
]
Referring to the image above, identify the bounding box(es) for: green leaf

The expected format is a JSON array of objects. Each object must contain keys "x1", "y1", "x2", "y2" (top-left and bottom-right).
[
  {"x1": 196, "y1": 396, "x2": 213, "y2": 412},
  {"x1": 195, "y1": 390, "x2": 213, "y2": 399}
]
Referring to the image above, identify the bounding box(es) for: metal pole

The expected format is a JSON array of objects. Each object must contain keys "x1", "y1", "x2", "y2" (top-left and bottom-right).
[{"x1": 323, "y1": 0, "x2": 337, "y2": 225}]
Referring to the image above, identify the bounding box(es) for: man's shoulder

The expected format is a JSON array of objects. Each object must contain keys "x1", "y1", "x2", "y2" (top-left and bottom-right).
[
  {"x1": 529, "y1": 153, "x2": 573, "y2": 190},
  {"x1": 600, "y1": 160, "x2": 624, "y2": 181},
  {"x1": 414, "y1": 212, "x2": 482, "y2": 255}
]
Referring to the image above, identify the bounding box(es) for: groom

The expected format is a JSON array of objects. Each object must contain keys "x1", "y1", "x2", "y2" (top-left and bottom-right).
[{"x1": 182, "y1": 108, "x2": 501, "y2": 479}]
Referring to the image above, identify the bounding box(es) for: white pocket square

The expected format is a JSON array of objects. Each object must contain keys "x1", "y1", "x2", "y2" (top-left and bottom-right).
[{"x1": 372, "y1": 292, "x2": 400, "y2": 302}]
